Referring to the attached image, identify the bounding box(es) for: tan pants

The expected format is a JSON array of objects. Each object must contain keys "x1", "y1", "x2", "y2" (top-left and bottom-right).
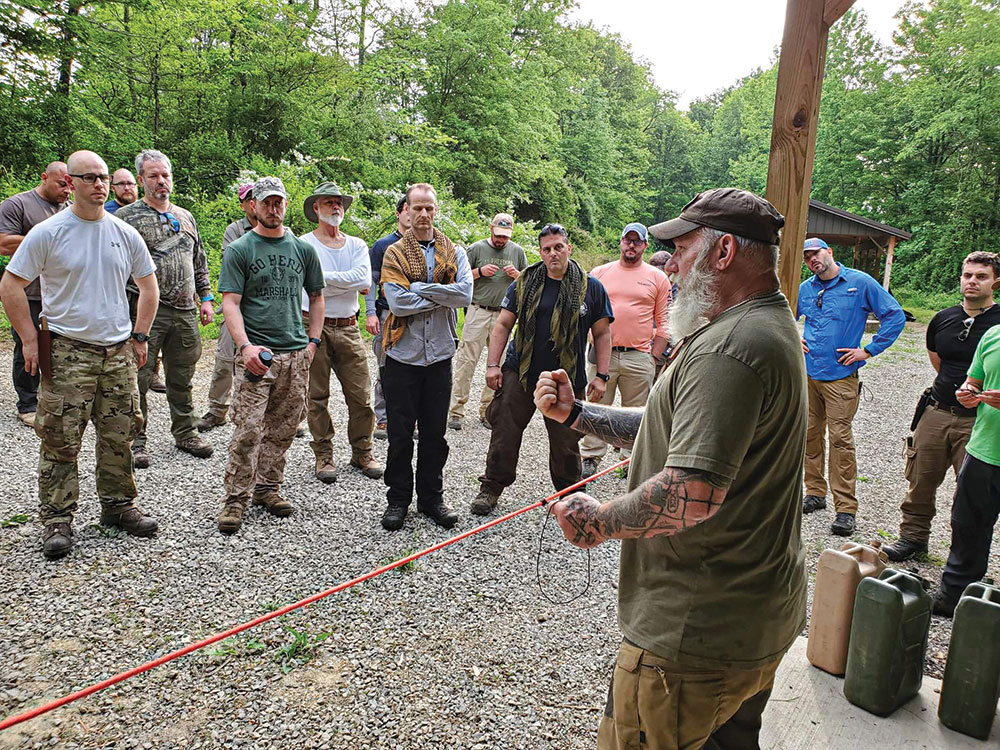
[
  {"x1": 804, "y1": 374, "x2": 861, "y2": 514},
  {"x1": 899, "y1": 404, "x2": 973, "y2": 543},
  {"x1": 205, "y1": 322, "x2": 236, "y2": 418},
  {"x1": 597, "y1": 641, "x2": 781, "y2": 750},
  {"x1": 448, "y1": 303, "x2": 501, "y2": 421},
  {"x1": 580, "y1": 349, "x2": 656, "y2": 460},
  {"x1": 305, "y1": 318, "x2": 375, "y2": 462}
]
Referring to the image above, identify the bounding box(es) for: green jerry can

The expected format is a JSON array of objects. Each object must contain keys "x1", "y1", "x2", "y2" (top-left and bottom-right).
[
  {"x1": 938, "y1": 581, "x2": 1000, "y2": 740},
  {"x1": 843, "y1": 568, "x2": 932, "y2": 716}
]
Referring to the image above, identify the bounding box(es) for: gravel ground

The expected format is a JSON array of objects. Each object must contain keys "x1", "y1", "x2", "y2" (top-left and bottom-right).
[{"x1": 0, "y1": 321, "x2": 997, "y2": 749}]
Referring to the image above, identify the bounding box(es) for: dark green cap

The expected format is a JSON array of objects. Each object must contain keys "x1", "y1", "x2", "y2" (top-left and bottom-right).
[
  {"x1": 304, "y1": 181, "x2": 354, "y2": 223},
  {"x1": 649, "y1": 188, "x2": 785, "y2": 246}
]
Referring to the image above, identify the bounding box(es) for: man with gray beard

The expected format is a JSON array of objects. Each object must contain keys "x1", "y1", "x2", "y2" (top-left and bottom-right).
[{"x1": 533, "y1": 188, "x2": 807, "y2": 749}]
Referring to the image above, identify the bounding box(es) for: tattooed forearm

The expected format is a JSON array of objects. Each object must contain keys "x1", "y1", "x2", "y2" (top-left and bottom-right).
[
  {"x1": 595, "y1": 467, "x2": 729, "y2": 539},
  {"x1": 574, "y1": 401, "x2": 644, "y2": 449}
]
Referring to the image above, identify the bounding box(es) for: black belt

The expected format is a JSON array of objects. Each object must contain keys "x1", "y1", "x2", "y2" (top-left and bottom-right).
[
  {"x1": 612, "y1": 346, "x2": 640, "y2": 352},
  {"x1": 474, "y1": 304, "x2": 503, "y2": 312},
  {"x1": 51, "y1": 331, "x2": 130, "y2": 352},
  {"x1": 928, "y1": 394, "x2": 977, "y2": 419}
]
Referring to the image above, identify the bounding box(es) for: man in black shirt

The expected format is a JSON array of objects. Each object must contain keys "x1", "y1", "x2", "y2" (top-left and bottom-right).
[{"x1": 885, "y1": 251, "x2": 1000, "y2": 561}]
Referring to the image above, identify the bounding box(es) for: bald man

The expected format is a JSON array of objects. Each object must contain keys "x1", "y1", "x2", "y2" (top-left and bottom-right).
[
  {"x1": 0, "y1": 150, "x2": 160, "y2": 559},
  {"x1": 105, "y1": 168, "x2": 138, "y2": 214},
  {"x1": 0, "y1": 161, "x2": 73, "y2": 426}
]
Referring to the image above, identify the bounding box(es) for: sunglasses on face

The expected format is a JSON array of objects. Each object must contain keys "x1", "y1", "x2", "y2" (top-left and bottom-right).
[
  {"x1": 958, "y1": 316, "x2": 975, "y2": 341},
  {"x1": 159, "y1": 211, "x2": 180, "y2": 233},
  {"x1": 69, "y1": 173, "x2": 111, "y2": 185}
]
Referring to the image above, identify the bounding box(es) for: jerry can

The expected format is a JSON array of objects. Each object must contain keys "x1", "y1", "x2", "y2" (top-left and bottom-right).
[
  {"x1": 938, "y1": 581, "x2": 1000, "y2": 740},
  {"x1": 843, "y1": 568, "x2": 932, "y2": 716},
  {"x1": 807, "y1": 543, "x2": 888, "y2": 675}
]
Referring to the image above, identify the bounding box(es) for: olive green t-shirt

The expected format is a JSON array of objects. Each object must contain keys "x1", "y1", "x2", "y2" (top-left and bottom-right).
[
  {"x1": 966, "y1": 325, "x2": 1000, "y2": 467},
  {"x1": 466, "y1": 238, "x2": 528, "y2": 308},
  {"x1": 218, "y1": 230, "x2": 324, "y2": 352},
  {"x1": 619, "y1": 291, "x2": 808, "y2": 669}
]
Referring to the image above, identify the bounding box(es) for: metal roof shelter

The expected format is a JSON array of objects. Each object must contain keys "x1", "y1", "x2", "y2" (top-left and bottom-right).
[{"x1": 806, "y1": 199, "x2": 913, "y2": 290}]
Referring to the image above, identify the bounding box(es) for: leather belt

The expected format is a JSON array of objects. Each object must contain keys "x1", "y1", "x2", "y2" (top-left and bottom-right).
[
  {"x1": 51, "y1": 331, "x2": 130, "y2": 352},
  {"x1": 474, "y1": 304, "x2": 503, "y2": 312},
  {"x1": 928, "y1": 394, "x2": 977, "y2": 419},
  {"x1": 612, "y1": 346, "x2": 640, "y2": 352},
  {"x1": 326, "y1": 315, "x2": 358, "y2": 327}
]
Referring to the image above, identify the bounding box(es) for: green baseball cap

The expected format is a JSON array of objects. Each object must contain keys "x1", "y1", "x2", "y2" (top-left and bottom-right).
[{"x1": 304, "y1": 181, "x2": 354, "y2": 223}]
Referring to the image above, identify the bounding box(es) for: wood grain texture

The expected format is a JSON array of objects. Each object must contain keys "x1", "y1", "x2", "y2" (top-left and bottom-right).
[{"x1": 824, "y1": 0, "x2": 857, "y2": 26}]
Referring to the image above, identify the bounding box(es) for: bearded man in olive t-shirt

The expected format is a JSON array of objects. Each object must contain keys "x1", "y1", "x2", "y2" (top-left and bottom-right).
[{"x1": 534, "y1": 189, "x2": 807, "y2": 750}]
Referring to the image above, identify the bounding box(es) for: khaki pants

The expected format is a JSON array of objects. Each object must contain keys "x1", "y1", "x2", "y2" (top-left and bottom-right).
[
  {"x1": 597, "y1": 641, "x2": 781, "y2": 750},
  {"x1": 449, "y1": 304, "x2": 501, "y2": 421},
  {"x1": 580, "y1": 349, "x2": 655, "y2": 460},
  {"x1": 205, "y1": 322, "x2": 236, "y2": 419},
  {"x1": 305, "y1": 318, "x2": 375, "y2": 463},
  {"x1": 804, "y1": 374, "x2": 861, "y2": 514},
  {"x1": 899, "y1": 404, "x2": 973, "y2": 544}
]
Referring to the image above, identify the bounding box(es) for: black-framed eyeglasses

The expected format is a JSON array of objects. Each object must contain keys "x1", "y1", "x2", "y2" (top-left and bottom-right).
[
  {"x1": 112, "y1": 181, "x2": 137, "y2": 188},
  {"x1": 622, "y1": 238, "x2": 646, "y2": 247},
  {"x1": 159, "y1": 211, "x2": 180, "y2": 233},
  {"x1": 958, "y1": 316, "x2": 975, "y2": 341},
  {"x1": 69, "y1": 173, "x2": 111, "y2": 185},
  {"x1": 816, "y1": 288, "x2": 825, "y2": 309}
]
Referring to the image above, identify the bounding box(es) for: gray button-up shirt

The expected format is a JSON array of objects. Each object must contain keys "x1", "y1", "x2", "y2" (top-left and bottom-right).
[{"x1": 384, "y1": 237, "x2": 473, "y2": 366}]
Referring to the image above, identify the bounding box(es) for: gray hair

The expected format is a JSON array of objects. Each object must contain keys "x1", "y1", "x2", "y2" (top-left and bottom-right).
[
  {"x1": 698, "y1": 227, "x2": 778, "y2": 269},
  {"x1": 135, "y1": 149, "x2": 172, "y2": 177}
]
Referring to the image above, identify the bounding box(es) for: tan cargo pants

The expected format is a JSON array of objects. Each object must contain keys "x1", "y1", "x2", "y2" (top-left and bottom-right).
[
  {"x1": 597, "y1": 641, "x2": 781, "y2": 750},
  {"x1": 580, "y1": 348, "x2": 656, "y2": 460},
  {"x1": 804, "y1": 373, "x2": 861, "y2": 514},
  {"x1": 448, "y1": 303, "x2": 501, "y2": 421}
]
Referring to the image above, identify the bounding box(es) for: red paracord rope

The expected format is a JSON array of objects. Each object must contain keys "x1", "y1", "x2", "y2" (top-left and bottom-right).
[{"x1": 0, "y1": 457, "x2": 629, "y2": 731}]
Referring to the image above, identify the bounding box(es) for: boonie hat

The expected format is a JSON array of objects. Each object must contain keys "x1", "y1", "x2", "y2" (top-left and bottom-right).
[
  {"x1": 803, "y1": 237, "x2": 830, "y2": 252},
  {"x1": 237, "y1": 183, "x2": 254, "y2": 201},
  {"x1": 253, "y1": 177, "x2": 287, "y2": 202},
  {"x1": 621, "y1": 222, "x2": 648, "y2": 242},
  {"x1": 649, "y1": 188, "x2": 784, "y2": 246},
  {"x1": 304, "y1": 182, "x2": 354, "y2": 223},
  {"x1": 491, "y1": 213, "x2": 514, "y2": 237}
]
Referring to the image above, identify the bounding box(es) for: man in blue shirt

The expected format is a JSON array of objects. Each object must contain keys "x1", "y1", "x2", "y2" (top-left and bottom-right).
[
  {"x1": 104, "y1": 168, "x2": 137, "y2": 214},
  {"x1": 797, "y1": 238, "x2": 905, "y2": 536}
]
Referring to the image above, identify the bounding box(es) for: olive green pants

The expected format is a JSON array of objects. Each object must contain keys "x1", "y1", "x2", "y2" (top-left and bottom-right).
[{"x1": 597, "y1": 641, "x2": 781, "y2": 750}]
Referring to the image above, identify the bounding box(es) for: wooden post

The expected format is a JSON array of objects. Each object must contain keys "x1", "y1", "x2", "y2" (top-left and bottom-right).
[
  {"x1": 766, "y1": 0, "x2": 854, "y2": 311},
  {"x1": 882, "y1": 235, "x2": 896, "y2": 290},
  {"x1": 852, "y1": 242, "x2": 860, "y2": 268}
]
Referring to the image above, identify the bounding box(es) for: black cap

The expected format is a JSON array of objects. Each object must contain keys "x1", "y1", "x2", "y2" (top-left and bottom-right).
[{"x1": 649, "y1": 188, "x2": 785, "y2": 246}]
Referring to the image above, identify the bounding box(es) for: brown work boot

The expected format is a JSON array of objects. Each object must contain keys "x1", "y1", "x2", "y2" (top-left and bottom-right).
[
  {"x1": 252, "y1": 490, "x2": 294, "y2": 517},
  {"x1": 350, "y1": 453, "x2": 383, "y2": 479},
  {"x1": 17, "y1": 411, "x2": 35, "y2": 428},
  {"x1": 470, "y1": 489, "x2": 500, "y2": 516},
  {"x1": 132, "y1": 444, "x2": 150, "y2": 469},
  {"x1": 100, "y1": 507, "x2": 158, "y2": 537},
  {"x1": 42, "y1": 522, "x2": 74, "y2": 560},
  {"x1": 218, "y1": 497, "x2": 246, "y2": 534},
  {"x1": 150, "y1": 370, "x2": 166, "y2": 393},
  {"x1": 197, "y1": 412, "x2": 226, "y2": 432},
  {"x1": 177, "y1": 435, "x2": 214, "y2": 458},
  {"x1": 315, "y1": 457, "x2": 338, "y2": 484}
]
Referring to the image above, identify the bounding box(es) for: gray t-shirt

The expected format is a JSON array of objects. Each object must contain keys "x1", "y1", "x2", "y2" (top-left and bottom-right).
[
  {"x1": 0, "y1": 189, "x2": 68, "y2": 300},
  {"x1": 6, "y1": 210, "x2": 156, "y2": 345}
]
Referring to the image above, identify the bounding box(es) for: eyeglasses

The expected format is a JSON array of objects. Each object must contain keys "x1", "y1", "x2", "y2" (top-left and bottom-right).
[
  {"x1": 69, "y1": 173, "x2": 111, "y2": 185},
  {"x1": 159, "y1": 211, "x2": 180, "y2": 233},
  {"x1": 112, "y1": 181, "x2": 137, "y2": 188},
  {"x1": 816, "y1": 289, "x2": 825, "y2": 309},
  {"x1": 622, "y1": 238, "x2": 646, "y2": 247},
  {"x1": 958, "y1": 316, "x2": 975, "y2": 341}
]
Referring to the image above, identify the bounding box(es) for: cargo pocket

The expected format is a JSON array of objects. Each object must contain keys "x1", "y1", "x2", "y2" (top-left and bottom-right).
[
  {"x1": 129, "y1": 393, "x2": 143, "y2": 441},
  {"x1": 607, "y1": 643, "x2": 644, "y2": 748},
  {"x1": 903, "y1": 445, "x2": 918, "y2": 482},
  {"x1": 35, "y1": 391, "x2": 67, "y2": 450}
]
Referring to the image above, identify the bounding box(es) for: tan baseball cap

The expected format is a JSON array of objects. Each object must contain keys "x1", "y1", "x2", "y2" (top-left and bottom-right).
[{"x1": 491, "y1": 213, "x2": 514, "y2": 237}]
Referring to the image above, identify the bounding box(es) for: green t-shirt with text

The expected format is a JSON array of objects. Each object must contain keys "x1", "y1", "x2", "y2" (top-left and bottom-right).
[
  {"x1": 966, "y1": 325, "x2": 1000, "y2": 467},
  {"x1": 466, "y1": 238, "x2": 528, "y2": 308},
  {"x1": 620, "y1": 291, "x2": 808, "y2": 670},
  {"x1": 218, "y1": 230, "x2": 324, "y2": 352}
]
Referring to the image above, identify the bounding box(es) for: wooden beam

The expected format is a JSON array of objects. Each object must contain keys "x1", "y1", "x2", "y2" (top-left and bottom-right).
[
  {"x1": 767, "y1": 0, "x2": 847, "y2": 311},
  {"x1": 824, "y1": 0, "x2": 855, "y2": 26},
  {"x1": 882, "y1": 235, "x2": 896, "y2": 290},
  {"x1": 852, "y1": 243, "x2": 859, "y2": 268}
]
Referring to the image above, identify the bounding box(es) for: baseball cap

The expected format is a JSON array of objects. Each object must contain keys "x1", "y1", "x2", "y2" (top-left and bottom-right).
[
  {"x1": 237, "y1": 183, "x2": 254, "y2": 201},
  {"x1": 491, "y1": 213, "x2": 514, "y2": 237},
  {"x1": 253, "y1": 176, "x2": 287, "y2": 202},
  {"x1": 649, "y1": 188, "x2": 784, "y2": 246},
  {"x1": 803, "y1": 237, "x2": 830, "y2": 252},
  {"x1": 620, "y1": 222, "x2": 648, "y2": 242}
]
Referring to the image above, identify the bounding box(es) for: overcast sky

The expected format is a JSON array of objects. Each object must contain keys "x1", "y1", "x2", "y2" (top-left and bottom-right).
[{"x1": 570, "y1": 0, "x2": 906, "y2": 108}]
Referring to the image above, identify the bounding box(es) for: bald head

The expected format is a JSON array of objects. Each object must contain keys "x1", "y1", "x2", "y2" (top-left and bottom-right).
[
  {"x1": 38, "y1": 160, "x2": 71, "y2": 205},
  {"x1": 66, "y1": 150, "x2": 107, "y2": 175},
  {"x1": 44, "y1": 161, "x2": 67, "y2": 177},
  {"x1": 649, "y1": 250, "x2": 672, "y2": 272},
  {"x1": 65, "y1": 150, "x2": 110, "y2": 213}
]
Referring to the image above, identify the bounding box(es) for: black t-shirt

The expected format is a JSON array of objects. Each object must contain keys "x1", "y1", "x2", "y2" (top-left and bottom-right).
[
  {"x1": 501, "y1": 274, "x2": 614, "y2": 392},
  {"x1": 927, "y1": 304, "x2": 1000, "y2": 407}
]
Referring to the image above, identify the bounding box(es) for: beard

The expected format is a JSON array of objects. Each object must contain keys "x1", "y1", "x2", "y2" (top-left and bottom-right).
[
  {"x1": 258, "y1": 214, "x2": 283, "y2": 229},
  {"x1": 319, "y1": 212, "x2": 342, "y2": 228},
  {"x1": 668, "y1": 244, "x2": 718, "y2": 343}
]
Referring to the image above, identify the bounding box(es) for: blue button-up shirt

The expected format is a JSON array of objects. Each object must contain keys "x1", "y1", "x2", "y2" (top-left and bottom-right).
[
  {"x1": 365, "y1": 229, "x2": 402, "y2": 319},
  {"x1": 797, "y1": 265, "x2": 905, "y2": 381},
  {"x1": 383, "y1": 237, "x2": 473, "y2": 367}
]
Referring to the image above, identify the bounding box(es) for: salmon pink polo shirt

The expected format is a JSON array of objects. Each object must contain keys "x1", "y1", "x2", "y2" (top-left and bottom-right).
[{"x1": 590, "y1": 260, "x2": 672, "y2": 352}]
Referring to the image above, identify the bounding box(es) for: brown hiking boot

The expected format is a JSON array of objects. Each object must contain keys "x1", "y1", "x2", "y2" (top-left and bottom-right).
[
  {"x1": 315, "y1": 457, "x2": 338, "y2": 484},
  {"x1": 252, "y1": 490, "x2": 294, "y2": 517},
  {"x1": 150, "y1": 370, "x2": 166, "y2": 393},
  {"x1": 42, "y1": 522, "x2": 74, "y2": 560},
  {"x1": 100, "y1": 507, "x2": 158, "y2": 538},
  {"x1": 18, "y1": 411, "x2": 35, "y2": 428},
  {"x1": 218, "y1": 497, "x2": 246, "y2": 534},
  {"x1": 177, "y1": 435, "x2": 214, "y2": 458},
  {"x1": 350, "y1": 453, "x2": 383, "y2": 479},
  {"x1": 132, "y1": 444, "x2": 150, "y2": 469},
  {"x1": 470, "y1": 489, "x2": 500, "y2": 516},
  {"x1": 197, "y1": 412, "x2": 226, "y2": 432}
]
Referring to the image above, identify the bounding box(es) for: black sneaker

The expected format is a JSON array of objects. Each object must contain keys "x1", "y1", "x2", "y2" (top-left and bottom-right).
[
  {"x1": 932, "y1": 588, "x2": 957, "y2": 618},
  {"x1": 884, "y1": 537, "x2": 928, "y2": 562},
  {"x1": 381, "y1": 505, "x2": 407, "y2": 532},
  {"x1": 581, "y1": 458, "x2": 599, "y2": 480},
  {"x1": 830, "y1": 512, "x2": 855, "y2": 536},
  {"x1": 802, "y1": 494, "x2": 826, "y2": 514},
  {"x1": 418, "y1": 500, "x2": 458, "y2": 529}
]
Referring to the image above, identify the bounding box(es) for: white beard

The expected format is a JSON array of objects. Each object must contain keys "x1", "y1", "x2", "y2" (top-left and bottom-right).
[
  {"x1": 319, "y1": 212, "x2": 342, "y2": 228},
  {"x1": 668, "y1": 247, "x2": 718, "y2": 343}
]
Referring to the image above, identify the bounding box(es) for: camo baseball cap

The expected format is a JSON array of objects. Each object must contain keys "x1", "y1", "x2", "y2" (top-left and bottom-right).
[{"x1": 253, "y1": 176, "x2": 286, "y2": 202}]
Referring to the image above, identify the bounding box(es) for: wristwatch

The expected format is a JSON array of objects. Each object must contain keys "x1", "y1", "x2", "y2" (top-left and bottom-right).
[
  {"x1": 131, "y1": 332, "x2": 149, "y2": 343},
  {"x1": 595, "y1": 372, "x2": 610, "y2": 382},
  {"x1": 309, "y1": 337, "x2": 321, "y2": 347}
]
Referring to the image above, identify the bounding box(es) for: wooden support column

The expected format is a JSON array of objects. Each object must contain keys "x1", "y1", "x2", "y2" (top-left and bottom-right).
[
  {"x1": 852, "y1": 242, "x2": 860, "y2": 268},
  {"x1": 766, "y1": 0, "x2": 854, "y2": 311},
  {"x1": 882, "y1": 235, "x2": 896, "y2": 290}
]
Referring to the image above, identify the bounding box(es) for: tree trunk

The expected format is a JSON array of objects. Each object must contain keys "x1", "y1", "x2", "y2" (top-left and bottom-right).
[{"x1": 55, "y1": 0, "x2": 84, "y2": 156}]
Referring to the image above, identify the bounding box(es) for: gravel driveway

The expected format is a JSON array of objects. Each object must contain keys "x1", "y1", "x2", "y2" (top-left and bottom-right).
[{"x1": 1, "y1": 321, "x2": 996, "y2": 749}]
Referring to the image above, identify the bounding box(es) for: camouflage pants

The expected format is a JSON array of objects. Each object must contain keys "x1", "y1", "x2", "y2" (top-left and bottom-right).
[
  {"x1": 224, "y1": 348, "x2": 310, "y2": 501},
  {"x1": 36, "y1": 335, "x2": 142, "y2": 524}
]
